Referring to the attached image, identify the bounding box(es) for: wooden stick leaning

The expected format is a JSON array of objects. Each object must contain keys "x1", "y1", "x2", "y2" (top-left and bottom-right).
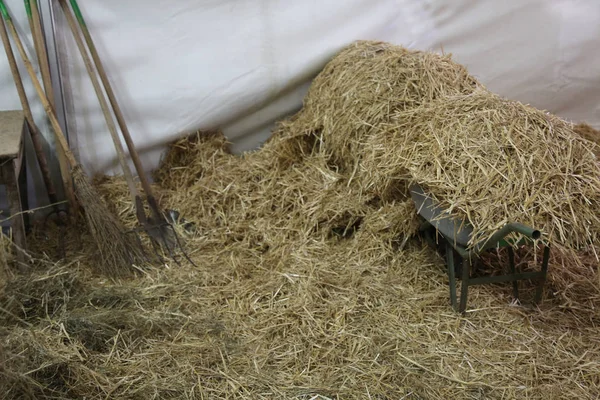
[
  {"x1": 2, "y1": 3, "x2": 58, "y2": 209},
  {"x1": 24, "y1": 0, "x2": 78, "y2": 218},
  {"x1": 56, "y1": 0, "x2": 149, "y2": 229},
  {"x1": 67, "y1": 0, "x2": 163, "y2": 221},
  {"x1": 0, "y1": 0, "x2": 69, "y2": 259},
  {"x1": 26, "y1": 0, "x2": 53, "y2": 103},
  {"x1": 0, "y1": 0, "x2": 144, "y2": 277}
]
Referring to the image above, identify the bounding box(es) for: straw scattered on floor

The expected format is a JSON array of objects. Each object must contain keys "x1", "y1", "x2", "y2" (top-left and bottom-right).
[{"x1": 1, "y1": 40, "x2": 600, "y2": 399}]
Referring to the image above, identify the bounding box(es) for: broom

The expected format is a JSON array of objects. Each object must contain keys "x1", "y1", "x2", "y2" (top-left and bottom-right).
[{"x1": 0, "y1": 0, "x2": 144, "y2": 277}]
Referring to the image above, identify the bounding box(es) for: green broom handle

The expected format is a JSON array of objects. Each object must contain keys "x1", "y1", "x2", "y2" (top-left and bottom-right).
[
  {"x1": 0, "y1": 1, "x2": 9, "y2": 20},
  {"x1": 57, "y1": 0, "x2": 139, "y2": 203},
  {"x1": 23, "y1": 0, "x2": 31, "y2": 16},
  {"x1": 69, "y1": 0, "x2": 86, "y2": 26}
]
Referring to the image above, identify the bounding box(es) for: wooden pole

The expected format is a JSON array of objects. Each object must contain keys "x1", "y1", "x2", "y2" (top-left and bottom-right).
[
  {"x1": 0, "y1": 1, "x2": 77, "y2": 169},
  {"x1": 1, "y1": 3, "x2": 59, "y2": 207},
  {"x1": 25, "y1": 0, "x2": 78, "y2": 215},
  {"x1": 58, "y1": 0, "x2": 141, "y2": 207},
  {"x1": 67, "y1": 0, "x2": 163, "y2": 219}
]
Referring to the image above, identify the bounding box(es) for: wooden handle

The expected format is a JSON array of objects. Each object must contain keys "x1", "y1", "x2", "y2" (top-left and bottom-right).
[
  {"x1": 58, "y1": 0, "x2": 140, "y2": 201},
  {"x1": 0, "y1": 4, "x2": 77, "y2": 168},
  {"x1": 26, "y1": 0, "x2": 78, "y2": 214},
  {"x1": 67, "y1": 0, "x2": 156, "y2": 200},
  {"x1": 27, "y1": 0, "x2": 55, "y2": 108},
  {"x1": 0, "y1": 2, "x2": 58, "y2": 205}
]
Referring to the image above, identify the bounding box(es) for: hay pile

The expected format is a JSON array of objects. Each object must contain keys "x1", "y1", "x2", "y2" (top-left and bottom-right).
[
  {"x1": 272, "y1": 41, "x2": 600, "y2": 251},
  {"x1": 2, "y1": 40, "x2": 600, "y2": 399},
  {"x1": 272, "y1": 41, "x2": 484, "y2": 172},
  {"x1": 362, "y1": 93, "x2": 600, "y2": 249}
]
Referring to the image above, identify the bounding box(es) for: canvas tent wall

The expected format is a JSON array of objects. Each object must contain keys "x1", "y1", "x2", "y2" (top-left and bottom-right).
[{"x1": 0, "y1": 0, "x2": 599, "y2": 212}]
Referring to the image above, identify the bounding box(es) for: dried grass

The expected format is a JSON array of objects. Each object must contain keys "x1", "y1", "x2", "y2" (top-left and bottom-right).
[
  {"x1": 270, "y1": 40, "x2": 484, "y2": 172},
  {"x1": 574, "y1": 122, "x2": 600, "y2": 156},
  {"x1": 0, "y1": 232, "x2": 11, "y2": 292},
  {"x1": 361, "y1": 93, "x2": 600, "y2": 250},
  {"x1": 1, "y1": 40, "x2": 600, "y2": 399}
]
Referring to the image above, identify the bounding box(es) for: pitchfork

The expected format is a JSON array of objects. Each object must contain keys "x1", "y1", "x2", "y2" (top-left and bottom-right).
[{"x1": 59, "y1": 0, "x2": 196, "y2": 266}]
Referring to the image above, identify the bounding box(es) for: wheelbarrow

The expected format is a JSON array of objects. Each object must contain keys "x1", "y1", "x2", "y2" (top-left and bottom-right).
[{"x1": 409, "y1": 184, "x2": 550, "y2": 313}]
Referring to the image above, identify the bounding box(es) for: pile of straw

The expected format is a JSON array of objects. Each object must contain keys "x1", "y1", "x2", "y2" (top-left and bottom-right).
[
  {"x1": 272, "y1": 41, "x2": 484, "y2": 172},
  {"x1": 362, "y1": 93, "x2": 600, "y2": 249},
  {"x1": 2, "y1": 40, "x2": 600, "y2": 399},
  {"x1": 272, "y1": 40, "x2": 600, "y2": 252}
]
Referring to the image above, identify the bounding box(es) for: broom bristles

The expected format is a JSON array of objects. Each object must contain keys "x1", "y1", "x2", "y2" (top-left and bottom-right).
[{"x1": 72, "y1": 166, "x2": 145, "y2": 277}]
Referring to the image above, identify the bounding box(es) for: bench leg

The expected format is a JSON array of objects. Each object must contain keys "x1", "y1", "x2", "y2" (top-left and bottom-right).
[
  {"x1": 459, "y1": 257, "x2": 470, "y2": 313},
  {"x1": 17, "y1": 148, "x2": 29, "y2": 232},
  {"x1": 446, "y1": 243, "x2": 458, "y2": 311},
  {"x1": 3, "y1": 161, "x2": 27, "y2": 267},
  {"x1": 534, "y1": 245, "x2": 550, "y2": 304},
  {"x1": 508, "y1": 247, "x2": 519, "y2": 300}
]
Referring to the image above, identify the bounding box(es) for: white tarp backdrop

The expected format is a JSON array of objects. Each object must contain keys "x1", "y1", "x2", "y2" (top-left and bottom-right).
[{"x1": 1, "y1": 0, "x2": 600, "y2": 202}]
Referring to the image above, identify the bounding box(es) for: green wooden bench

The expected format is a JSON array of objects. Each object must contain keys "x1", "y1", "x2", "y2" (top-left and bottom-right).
[{"x1": 409, "y1": 184, "x2": 550, "y2": 313}]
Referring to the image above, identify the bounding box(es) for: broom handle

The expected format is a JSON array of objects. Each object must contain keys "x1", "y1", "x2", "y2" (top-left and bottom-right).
[
  {"x1": 24, "y1": 0, "x2": 77, "y2": 213},
  {"x1": 0, "y1": 1, "x2": 58, "y2": 207},
  {"x1": 68, "y1": 0, "x2": 158, "y2": 204},
  {"x1": 25, "y1": 0, "x2": 54, "y2": 107},
  {"x1": 0, "y1": 1, "x2": 78, "y2": 170},
  {"x1": 58, "y1": 0, "x2": 139, "y2": 203}
]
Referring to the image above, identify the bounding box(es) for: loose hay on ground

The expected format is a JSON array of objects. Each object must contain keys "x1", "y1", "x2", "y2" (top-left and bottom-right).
[
  {"x1": 2, "y1": 241, "x2": 600, "y2": 399},
  {"x1": 2, "y1": 40, "x2": 600, "y2": 399}
]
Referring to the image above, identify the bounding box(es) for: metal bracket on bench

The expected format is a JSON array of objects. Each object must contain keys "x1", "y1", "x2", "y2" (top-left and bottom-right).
[{"x1": 411, "y1": 184, "x2": 550, "y2": 313}]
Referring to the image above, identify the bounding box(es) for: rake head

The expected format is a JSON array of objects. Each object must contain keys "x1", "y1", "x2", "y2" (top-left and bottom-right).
[{"x1": 127, "y1": 196, "x2": 197, "y2": 267}]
